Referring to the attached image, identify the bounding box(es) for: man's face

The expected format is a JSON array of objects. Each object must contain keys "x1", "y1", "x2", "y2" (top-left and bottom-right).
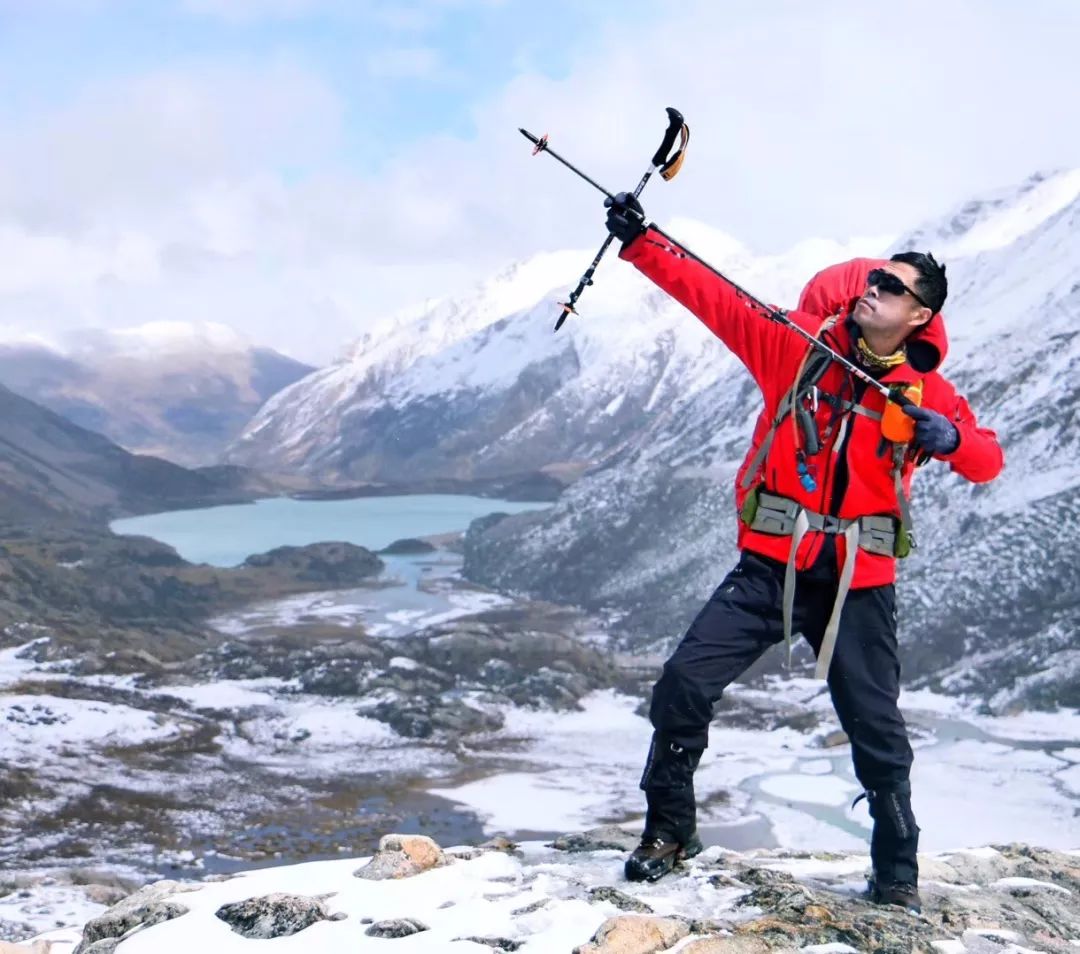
[{"x1": 852, "y1": 262, "x2": 932, "y2": 340}]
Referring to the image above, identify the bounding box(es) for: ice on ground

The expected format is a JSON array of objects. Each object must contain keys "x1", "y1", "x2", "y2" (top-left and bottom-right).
[
  {"x1": 401, "y1": 589, "x2": 513, "y2": 628},
  {"x1": 430, "y1": 771, "x2": 611, "y2": 833},
  {"x1": 209, "y1": 591, "x2": 375, "y2": 635},
  {"x1": 431, "y1": 691, "x2": 652, "y2": 833},
  {"x1": 753, "y1": 802, "x2": 867, "y2": 853},
  {"x1": 0, "y1": 694, "x2": 183, "y2": 763},
  {"x1": 0, "y1": 882, "x2": 106, "y2": 945},
  {"x1": 991, "y1": 876, "x2": 1072, "y2": 894},
  {"x1": 913, "y1": 739, "x2": 1080, "y2": 850},
  {"x1": 0, "y1": 639, "x2": 49, "y2": 687},
  {"x1": 964, "y1": 707, "x2": 1080, "y2": 743},
  {"x1": 758, "y1": 773, "x2": 857, "y2": 806},
  {"x1": 218, "y1": 696, "x2": 438, "y2": 777},
  {"x1": 157, "y1": 678, "x2": 293, "y2": 709},
  {"x1": 799, "y1": 759, "x2": 835, "y2": 775},
  {"x1": 1058, "y1": 763, "x2": 1080, "y2": 796},
  {"x1": 430, "y1": 687, "x2": 1080, "y2": 853}
]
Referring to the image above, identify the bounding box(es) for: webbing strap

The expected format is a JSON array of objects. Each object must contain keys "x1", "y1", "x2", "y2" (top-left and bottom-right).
[
  {"x1": 892, "y1": 444, "x2": 914, "y2": 538},
  {"x1": 740, "y1": 322, "x2": 837, "y2": 491},
  {"x1": 815, "y1": 522, "x2": 860, "y2": 680},
  {"x1": 782, "y1": 509, "x2": 810, "y2": 668},
  {"x1": 742, "y1": 401, "x2": 787, "y2": 490},
  {"x1": 847, "y1": 403, "x2": 883, "y2": 422}
]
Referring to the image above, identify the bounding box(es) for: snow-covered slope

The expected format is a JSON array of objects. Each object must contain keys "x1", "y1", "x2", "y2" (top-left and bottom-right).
[
  {"x1": 0, "y1": 321, "x2": 314, "y2": 468},
  {"x1": 463, "y1": 169, "x2": 1080, "y2": 709},
  {"x1": 225, "y1": 229, "x2": 887, "y2": 481}
]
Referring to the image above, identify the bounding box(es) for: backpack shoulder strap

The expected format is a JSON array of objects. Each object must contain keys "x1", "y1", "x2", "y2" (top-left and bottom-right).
[{"x1": 740, "y1": 315, "x2": 838, "y2": 490}]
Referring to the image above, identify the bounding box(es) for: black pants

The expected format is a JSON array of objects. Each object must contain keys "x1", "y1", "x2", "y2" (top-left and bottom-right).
[{"x1": 641, "y1": 549, "x2": 919, "y2": 884}]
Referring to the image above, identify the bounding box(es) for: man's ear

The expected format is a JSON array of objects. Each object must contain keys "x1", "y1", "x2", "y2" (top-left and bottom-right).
[{"x1": 912, "y1": 306, "x2": 933, "y2": 327}]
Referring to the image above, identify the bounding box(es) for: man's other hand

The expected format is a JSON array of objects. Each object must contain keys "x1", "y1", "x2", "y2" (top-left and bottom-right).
[{"x1": 902, "y1": 405, "x2": 959, "y2": 456}]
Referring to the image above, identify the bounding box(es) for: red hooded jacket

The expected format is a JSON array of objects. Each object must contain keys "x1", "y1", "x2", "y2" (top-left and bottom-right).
[{"x1": 621, "y1": 228, "x2": 1004, "y2": 588}]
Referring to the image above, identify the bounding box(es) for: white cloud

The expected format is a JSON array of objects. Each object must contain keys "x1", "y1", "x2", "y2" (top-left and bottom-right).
[{"x1": 0, "y1": 0, "x2": 1078, "y2": 365}]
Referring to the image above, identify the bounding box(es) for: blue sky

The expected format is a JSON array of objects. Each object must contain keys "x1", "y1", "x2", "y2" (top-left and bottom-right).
[
  {"x1": 0, "y1": 1, "x2": 656, "y2": 170},
  {"x1": 1, "y1": 1, "x2": 1079, "y2": 362}
]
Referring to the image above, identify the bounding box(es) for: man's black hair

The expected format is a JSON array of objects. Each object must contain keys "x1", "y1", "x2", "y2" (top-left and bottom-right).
[{"x1": 890, "y1": 250, "x2": 947, "y2": 314}]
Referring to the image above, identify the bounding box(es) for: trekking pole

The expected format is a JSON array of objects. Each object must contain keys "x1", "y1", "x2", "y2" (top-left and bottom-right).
[
  {"x1": 520, "y1": 107, "x2": 690, "y2": 331},
  {"x1": 647, "y1": 224, "x2": 917, "y2": 409}
]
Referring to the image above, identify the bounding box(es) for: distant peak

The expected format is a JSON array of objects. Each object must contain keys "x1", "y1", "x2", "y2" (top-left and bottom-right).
[
  {"x1": 62, "y1": 321, "x2": 252, "y2": 358},
  {"x1": 892, "y1": 166, "x2": 1080, "y2": 260}
]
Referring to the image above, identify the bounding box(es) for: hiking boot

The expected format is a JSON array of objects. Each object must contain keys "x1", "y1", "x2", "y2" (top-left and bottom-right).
[
  {"x1": 624, "y1": 832, "x2": 703, "y2": 883},
  {"x1": 868, "y1": 878, "x2": 922, "y2": 913}
]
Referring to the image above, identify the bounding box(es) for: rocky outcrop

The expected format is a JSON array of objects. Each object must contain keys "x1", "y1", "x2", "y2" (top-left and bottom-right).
[
  {"x1": 380, "y1": 537, "x2": 437, "y2": 555},
  {"x1": 242, "y1": 541, "x2": 384, "y2": 583},
  {"x1": 54, "y1": 836, "x2": 1080, "y2": 954},
  {"x1": 552, "y1": 826, "x2": 641, "y2": 853},
  {"x1": 194, "y1": 599, "x2": 619, "y2": 741}
]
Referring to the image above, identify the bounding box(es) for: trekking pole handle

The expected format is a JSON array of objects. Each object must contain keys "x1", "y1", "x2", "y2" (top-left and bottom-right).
[{"x1": 652, "y1": 107, "x2": 685, "y2": 168}]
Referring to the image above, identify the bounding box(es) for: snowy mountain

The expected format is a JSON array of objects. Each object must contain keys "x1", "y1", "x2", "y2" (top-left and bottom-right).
[
  {"x1": 224, "y1": 231, "x2": 886, "y2": 482},
  {"x1": 226, "y1": 168, "x2": 1079, "y2": 709},
  {"x1": 0, "y1": 321, "x2": 314, "y2": 468},
  {"x1": 463, "y1": 170, "x2": 1080, "y2": 710}
]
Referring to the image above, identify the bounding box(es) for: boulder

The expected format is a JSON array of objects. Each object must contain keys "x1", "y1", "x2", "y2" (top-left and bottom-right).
[
  {"x1": 73, "y1": 880, "x2": 197, "y2": 953},
  {"x1": 214, "y1": 892, "x2": 334, "y2": 939},
  {"x1": 364, "y1": 918, "x2": 429, "y2": 938},
  {"x1": 573, "y1": 915, "x2": 692, "y2": 954},
  {"x1": 353, "y1": 834, "x2": 446, "y2": 880}
]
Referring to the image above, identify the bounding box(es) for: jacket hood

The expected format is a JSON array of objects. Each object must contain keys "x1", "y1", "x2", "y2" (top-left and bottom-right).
[{"x1": 904, "y1": 309, "x2": 947, "y2": 373}]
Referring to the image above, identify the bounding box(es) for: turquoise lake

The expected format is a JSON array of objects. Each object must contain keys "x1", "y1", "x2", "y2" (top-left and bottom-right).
[{"x1": 110, "y1": 494, "x2": 550, "y2": 567}]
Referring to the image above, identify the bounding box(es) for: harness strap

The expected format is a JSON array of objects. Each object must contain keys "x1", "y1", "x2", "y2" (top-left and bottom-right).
[
  {"x1": 815, "y1": 522, "x2": 860, "y2": 680},
  {"x1": 892, "y1": 443, "x2": 916, "y2": 551},
  {"x1": 846, "y1": 403, "x2": 882, "y2": 422},
  {"x1": 740, "y1": 320, "x2": 836, "y2": 491},
  {"x1": 782, "y1": 509, "x2": 810, "y2": 669}
]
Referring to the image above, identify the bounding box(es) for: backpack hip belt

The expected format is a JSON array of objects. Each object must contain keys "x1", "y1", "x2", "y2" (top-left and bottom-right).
[{"x1": 743, "y1": 489, "x2": 901, "y2": 681}]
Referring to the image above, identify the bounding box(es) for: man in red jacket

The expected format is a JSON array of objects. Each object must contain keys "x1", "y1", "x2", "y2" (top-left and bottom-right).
[{"x1": 604, "y1": 194, "x2": 1003, "y2": 910}]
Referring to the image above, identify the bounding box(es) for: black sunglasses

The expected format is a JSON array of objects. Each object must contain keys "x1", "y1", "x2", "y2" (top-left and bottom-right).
[{"x1": 866, "y1": 268, "x2": 931, "y2": 310}]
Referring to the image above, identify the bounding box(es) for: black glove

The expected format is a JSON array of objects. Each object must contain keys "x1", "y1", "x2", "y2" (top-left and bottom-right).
[
  {"x1": 604, "y1": 191, "x2": 646, "y2": 246},
  {"x1": 902, "y1": 405, "x2": 959, "y2": 456}
]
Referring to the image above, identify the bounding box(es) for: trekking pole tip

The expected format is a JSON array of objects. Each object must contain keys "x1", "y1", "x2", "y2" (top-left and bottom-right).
[{"x1": 554, "y1": 303, "x2": 575, "y2": 331}]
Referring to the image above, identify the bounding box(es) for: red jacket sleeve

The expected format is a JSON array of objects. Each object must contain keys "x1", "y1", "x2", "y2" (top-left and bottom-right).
[
  {"x1": 620, "y1": 227, "x2": 818, "y2": 391},
  {"x1": 923, "y1": 376, "x2": 1004, "y2": 483},
  {"x1": 797, "y1": 257, "x2": 887, "y2": 318}
]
